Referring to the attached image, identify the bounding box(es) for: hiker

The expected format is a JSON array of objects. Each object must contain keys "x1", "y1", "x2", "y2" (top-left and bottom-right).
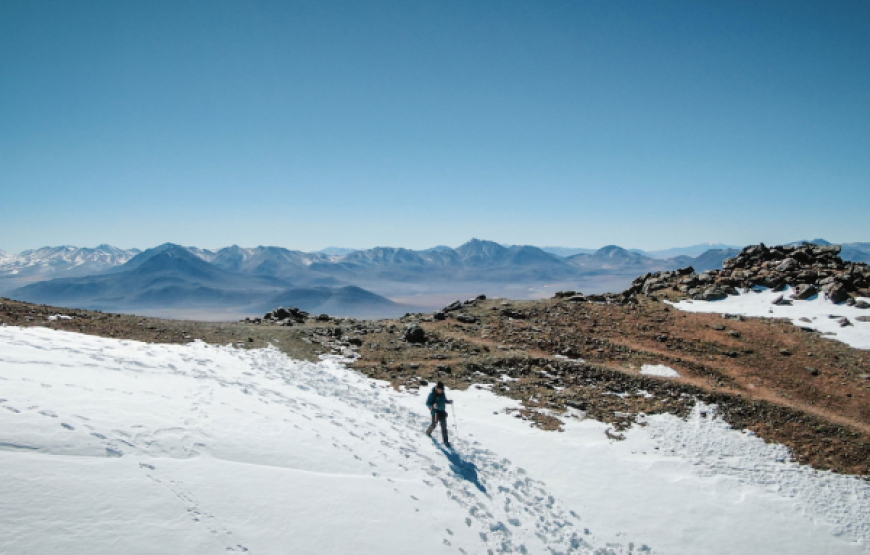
[{"x1": 426, "y1": 381, "x2": 453, "y2": 447}]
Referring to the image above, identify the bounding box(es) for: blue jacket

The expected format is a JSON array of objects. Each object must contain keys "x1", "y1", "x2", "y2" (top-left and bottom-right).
[{"x1": 426, "y1": 388, "x2": 451, "y2": 413}]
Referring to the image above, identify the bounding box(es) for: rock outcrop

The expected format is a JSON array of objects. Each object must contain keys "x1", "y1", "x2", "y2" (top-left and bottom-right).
[
  {"x1": 261, "y1": 306, "x2": 310, "y2": 326},
  {"x1": 625, "y1": 243, "x2": 870, "y2": 304}
]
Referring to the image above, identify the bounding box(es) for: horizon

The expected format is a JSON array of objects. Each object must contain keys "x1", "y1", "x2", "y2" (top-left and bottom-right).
[
  {"x1": 2, "y1": 2, "x2": 869, "y2": 253},
  {"x1": 0, "y1": 237, "x2": 850, "y2": 257}
]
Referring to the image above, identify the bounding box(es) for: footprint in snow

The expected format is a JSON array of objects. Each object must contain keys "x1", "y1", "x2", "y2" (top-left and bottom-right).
[{"x1": 61, "y1": 423, "x2": 75, "y2": 430}]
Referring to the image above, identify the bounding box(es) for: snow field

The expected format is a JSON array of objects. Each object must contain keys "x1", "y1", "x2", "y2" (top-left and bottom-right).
[
  {"x1": 0, "y1": 326, "x2": 600, "y2": 555},
  {"x1": 1, "y1": 325, "x2": 868, "y2": 554},
  {"x1": 445, "y1": 387, "x2": 870, "y2": 555}
]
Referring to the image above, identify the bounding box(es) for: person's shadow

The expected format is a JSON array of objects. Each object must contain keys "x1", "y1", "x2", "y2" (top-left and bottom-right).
[{"x1": 433, "y1": 440, "x2": 487, "y2": 493}]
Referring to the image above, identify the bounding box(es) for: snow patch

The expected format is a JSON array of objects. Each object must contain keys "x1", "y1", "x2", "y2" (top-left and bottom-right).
[
  {"x1": 640, "y1": 364, "x2": 680, "y2": 378},
  {"x1": 46, "y1": 315, "x2": 73, "y2": 322},
  {"x1": 669, "y1": 287, "x2": 870, "y2": 350}
]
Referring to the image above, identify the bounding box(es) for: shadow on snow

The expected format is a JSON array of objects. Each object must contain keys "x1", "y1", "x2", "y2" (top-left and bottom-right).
[{"x1": 433, "y1": 439, "x2": 487, "y2": 493}]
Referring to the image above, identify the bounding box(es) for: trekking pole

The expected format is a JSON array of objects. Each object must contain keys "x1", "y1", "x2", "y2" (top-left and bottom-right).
[{"x1": 452, "y1": 402, "x2": 459, "y2": 438}]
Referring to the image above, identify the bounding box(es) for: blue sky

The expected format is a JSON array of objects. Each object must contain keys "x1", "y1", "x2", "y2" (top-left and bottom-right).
[{"x1": 1, "y1": 1, "x2": 868, "y2": 253}]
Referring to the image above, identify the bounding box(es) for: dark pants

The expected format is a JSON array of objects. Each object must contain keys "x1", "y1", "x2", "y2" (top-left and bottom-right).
[{"x1": 427, "y1": 410, "x2": 449, "y2": 443}]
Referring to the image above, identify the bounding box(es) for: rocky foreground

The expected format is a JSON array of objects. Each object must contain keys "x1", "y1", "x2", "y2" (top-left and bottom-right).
[{"x1": 1, "y1": 243, "x2": 868, "y2": 477}]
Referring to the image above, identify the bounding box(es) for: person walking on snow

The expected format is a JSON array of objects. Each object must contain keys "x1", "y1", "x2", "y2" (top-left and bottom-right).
[{"x1": 426, "y1": 381, "x2": 453, "y2": 447}]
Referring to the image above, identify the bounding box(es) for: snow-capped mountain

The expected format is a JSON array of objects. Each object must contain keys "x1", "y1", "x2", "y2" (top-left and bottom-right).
[
  {"x1": 206, "y1": 245, "x2": 332, "y2": 276},
  {"x1": 0, "y1": 245, "x2": 140, "y2": 278}
]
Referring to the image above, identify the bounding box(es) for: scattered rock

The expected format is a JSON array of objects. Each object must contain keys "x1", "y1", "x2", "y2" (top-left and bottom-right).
[{"x1": 501, "y1": 309, "x2": 526, "y2": 319}]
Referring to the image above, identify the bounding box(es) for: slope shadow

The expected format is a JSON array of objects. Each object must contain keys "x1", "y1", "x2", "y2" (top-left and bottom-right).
[{"x1": 433, "y1": 440, "x2": 487, "y2": 493}]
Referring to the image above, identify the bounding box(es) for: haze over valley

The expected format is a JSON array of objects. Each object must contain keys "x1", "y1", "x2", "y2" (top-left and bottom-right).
[{"x1": 3, "y1": 238, "x2": 869, "y2": 320}]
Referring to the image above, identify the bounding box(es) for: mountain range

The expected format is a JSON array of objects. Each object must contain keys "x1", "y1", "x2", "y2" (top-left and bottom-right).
[
  {"x1": 3, "y1": 238, "x2": 868, "y2": 319},
  {"x1": 0, "y1": 245, "x2": 140, "y2": 278}
]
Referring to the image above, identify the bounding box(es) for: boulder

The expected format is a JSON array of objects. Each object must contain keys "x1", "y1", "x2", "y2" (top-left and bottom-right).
[
  {"x1": 694, "y1": 288, "x2": 728, "y2": 301},
  {"x1": 455, "y1": 313, "x2": 478, "y2": 324},
  {"x1": 792, "y1": 284, "x2": 818, "y2": 300},
  {"x1": 404, "y1": 324, "x2": 426, "y2": 344},
  {"x1": 824, "y1": 283, "x2": 850, "y2": 304}
]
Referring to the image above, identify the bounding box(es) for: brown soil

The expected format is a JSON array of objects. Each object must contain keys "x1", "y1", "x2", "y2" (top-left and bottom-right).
[{"x1": 0, "y1": 298, "x2": 327, "y2": 362}]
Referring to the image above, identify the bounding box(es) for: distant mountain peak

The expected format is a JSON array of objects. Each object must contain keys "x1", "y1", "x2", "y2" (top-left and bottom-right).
[
  {"x1": 315, "y1": 247, "x2": 359, "y2": 256},
  {"x1": 787, "y1": 238, "x2": 831, "y2": 247}
]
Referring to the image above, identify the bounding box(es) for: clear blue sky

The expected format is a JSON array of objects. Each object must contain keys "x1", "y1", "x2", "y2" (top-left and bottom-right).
[{"x1": 1, "y1": 0, "x2": 868, "y2": 253}]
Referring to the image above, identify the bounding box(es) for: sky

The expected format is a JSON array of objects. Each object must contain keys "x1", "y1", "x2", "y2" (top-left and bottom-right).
[{"x1": 1, "y1": 0, "x2": 868, "y2": 253}]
